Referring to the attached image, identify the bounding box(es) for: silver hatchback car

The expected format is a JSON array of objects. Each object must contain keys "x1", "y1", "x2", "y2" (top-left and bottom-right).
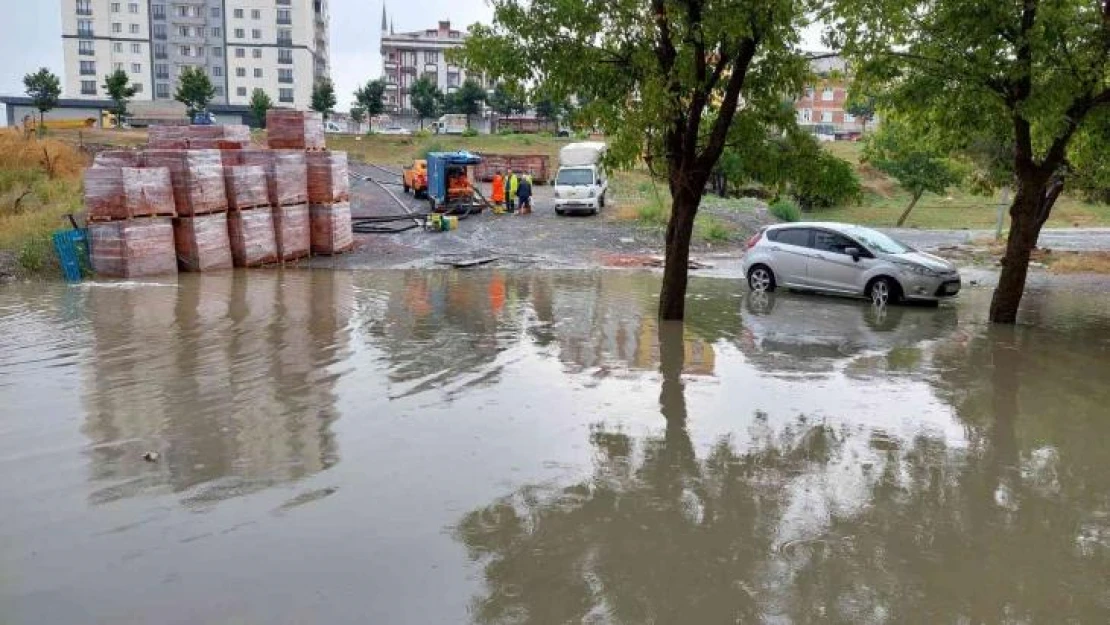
[{"x1": 742, "y1": 222, "x2": 961, "y2": 305}]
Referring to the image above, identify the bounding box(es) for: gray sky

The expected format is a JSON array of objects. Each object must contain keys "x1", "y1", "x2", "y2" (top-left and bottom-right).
[{"x1": 0, "y1": 1, "x2": 821, "y2": 117}]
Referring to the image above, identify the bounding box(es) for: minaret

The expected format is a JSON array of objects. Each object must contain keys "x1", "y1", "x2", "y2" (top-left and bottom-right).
[{"x1": 381, "y1": 4, "x2": 388, "y2": 33}]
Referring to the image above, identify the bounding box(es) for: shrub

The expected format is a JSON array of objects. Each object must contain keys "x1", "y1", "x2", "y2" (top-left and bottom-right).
[
  {"x1": 498, "y1": 128, "x2": 515, "y2": 136},
  {"x1": 696, "y1": 216, "x2": 732, "y2": 242},
  {"x1": 461, "y1": 128, "x2": 479, "y2": 137},
  {"x1": 769, "y1": 198, "x2": 801, "y2": 222},
  {"x1": 637, "y1": 197, "x2": 669, "y2": 227},
  {"x1": 790, "y1": 151, "x2": 861, "y2": 210}
]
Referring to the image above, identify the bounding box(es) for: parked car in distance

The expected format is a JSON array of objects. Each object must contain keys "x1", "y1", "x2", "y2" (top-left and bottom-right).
[
  {"x1": 324, "y1": 121, "x2": 343, "y2": 133},
  {"x1": 379, "y1": 126, "x2": 412, "y2": 136},
  {"x1": 742, "y1": 222, "x2": 961, "y2": 305}
]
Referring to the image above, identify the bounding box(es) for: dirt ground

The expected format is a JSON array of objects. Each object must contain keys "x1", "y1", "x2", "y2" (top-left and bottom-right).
[{"x1": 307, "y1": 163, "x2": 776, "y2": 271}]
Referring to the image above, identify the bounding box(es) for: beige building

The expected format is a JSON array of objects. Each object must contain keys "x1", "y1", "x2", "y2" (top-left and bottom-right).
[
  {"x1": 379, "y1": 8, "x2": 476, "y2": 113},
  {"x1": 60, "y1": 0, "x2": 330, "y2": 111}
]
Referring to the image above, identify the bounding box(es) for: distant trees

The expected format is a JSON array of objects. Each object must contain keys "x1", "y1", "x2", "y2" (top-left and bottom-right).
[
  {"x1": 102, "y1": 69, "x2": 137, "y2": 128},
  {"x1": 354, "y1": 79, "x2": 386, "y2": 119},
  {"x1": 249, "y1": 88, "x2": 273, "y2": 128},
  {"x1": 23, "y1": 68, "x2": 61, "y2": 127},
  {"x1": 488, "y1": 82, "x2": 526, "y2": 116},
  {"x1": 310, "y1": 79, "x2": 337, "y2": 120},
  {"x1": 174, "y1": 67, "x2": 215, "y2": 117},
  {"x1": 408, "y1": 76, "x2": 442, "y2": 129},
  {"x1": 349, "y1": 106, "x2": 366, "y2": 132},
  {"x1": 863, "y1": 119, "x2": 961, "y2": 226},
  {"x1": 445, "y1": 78, "x2": 487, "y2": 128}
]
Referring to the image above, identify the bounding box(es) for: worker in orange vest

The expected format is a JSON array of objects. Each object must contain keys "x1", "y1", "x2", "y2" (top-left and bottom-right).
[{"x1": 491, "y1": 170, "x2": 505, "y2": 212}]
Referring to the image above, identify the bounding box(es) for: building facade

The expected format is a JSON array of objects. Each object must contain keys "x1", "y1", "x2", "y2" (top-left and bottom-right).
[
  {"x1": 793, "y1": 54, "x2": 865, "y2": 137},
  {"x1": 379, "y1": 10, "x2": 473, "y2": 113},
  {"x1": 60, "y1": 0, "x2": 329, "y2": 111}
]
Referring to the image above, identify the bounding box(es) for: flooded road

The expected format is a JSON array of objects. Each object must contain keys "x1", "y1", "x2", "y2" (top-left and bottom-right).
[{"x1": 2, "y1": 270, "x2": 1109, "y2": 624}]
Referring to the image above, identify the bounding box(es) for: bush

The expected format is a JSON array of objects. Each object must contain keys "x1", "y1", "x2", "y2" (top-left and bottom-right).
[
  {"x1": 769, "y1": 198, "x2": 801, "y2": 222},
  {"x1": 696, "y1": 216, "x2": 733, "y2": 242},
  {"x1": 790, "y1": 151, "x2": 861, "y2": 210},
  {"x1": 497, "y1": 128, "x2": 515, "y2": 136},
  {"x1": 461, "y1": 128, "x2": 479, "y2": 137},
  {"x1": 637, "y1": 197, "x2": 670, "y2": 227}
]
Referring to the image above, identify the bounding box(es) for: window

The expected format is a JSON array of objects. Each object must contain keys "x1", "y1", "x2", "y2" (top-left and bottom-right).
[
  {"x1": 769, "y1": 228, "x2": 811, "y2": 248},
  {"x1": 237, "y1": 87, "x2": 247, "y2": 96},
  {"x1": 252, "y1": 9, "x2": 261, "y2": 19},
  {"x1": 131, "y1": 63, "x2": 141, "y2": 73},
  {"x1": 813, "y1": 230, "x2": 857, "y2": 255},
  {"x1": 843, "y1": 112, "x2": 856, "y2": 123},
  {"x1": 799, "y1": 108, "x2": 812, "y2": 123},
  {"x1": 155, "y1": 64, "x2": 168, "y2": 79},
  {"x1": 822, "y1": 87, "x2": 835, "y2": 101},
  {"x1": 151, "y1": 4, "x2": 164, "y2": 18},
  {"x1": 76, "y1": 0, "x2": 92, "y2": 16},
  {"x1": 211, "y1": 27, "x2": 221, "y2": 37},
  {"x1": 212, "y1": 66, "x2": 222, "y2": 77},
  {"x1": 179, "y1": 46, "x2": 193, "y2": 57},
  {"x1": 175, "y1": 5, "x2": 187, "y2": 16},
  {"x1": 111, "y1": 2, "x2": 120, "y2": 12},
  {"x1": 131, "y1": 42, "x2": 141, "y2": 53},
  {"x1": 212, "y1": 46, "x2": 223, "y2": 57},
  {"x1": 80, "y1": 40, "x2": 95, "y2": 55},
  {"x1": 156, "y1": 83, "x2": 169, "y2": 98},
  {"x1": 129, "y1": 23, "x2": 139, "y2": 34},
  {"x1": 132, "y1": 83, "x2": 143, "y2": 93},
  {"x1": 278, "y1": 68, "x2": 293, "y2": 83},
  {"x1": 252, "y1": 29, "x2": 261, "y2": 39},
  {"x1": 278, "y1": 49, "x2": 292, "y2": 64},
  {"x1": 214, "y1": 86, "x2": 224, "y2": 96},
  {"x1": 114, "y1": 62, "x2": 124, "y2": 72},
  {"x1": 279, "y1": 88, "x2": 294, "y2": 103},
  {"x1": 81, "y1": 80, "x2": 97, "y2": 95},
  {"x1": 234, "y1": 8, "x2": 243, "y2": 18},
  {"x1": 236, "y1": 48, "x2": 245, "y2": 58},
  {"x1": 78, "y1": 19, "x2": 93, "y2": 36},
  {"x1": 277, "y1": 9, "x2": 291, "y2": 24},
  {"x1": 253, "y1": 48, "x2": 262, "y2": 59},
  {"x1": 236, "y1": 67, "x2": 246, "y2": 77},
  {"x1": 821, "y1": 111, "x2": 833, "y2": 123},
  {"x1": 211, "y1": 7, "x2": 220, "y2": 18},
  {"x1": 153, "y1": 23, "x2": 166, "y2": 39},
  {"x1": 79, "y1": 61, "x2": 96, "y2": 76},
  {"x1": 113, "y1": 42, "x2": 123, "y2": 53},
  {"x1": 254, "y1": 68, "x2": 263, "y2": 78},
  {"x1": 129, "y1": 2, "x2": 138, "y2": 13},
  {"x1": 154, "y1": 43, "x2": 167, "y2": 59},
  {"x1": 424, "y1": 51, "x2": 439, "y2": 64},
  {"x1": 112, "y1": 22, "x2": 122, "y2": 33},
  {"x1": 235, "y1": 28, "x2": 245, "y2": 38},
  {"x1": 804, "y1": 86, "x2": 814, "y2": 99},
  {"x1": 277, "y1": 28, "x2": 292, "y2": 45}
]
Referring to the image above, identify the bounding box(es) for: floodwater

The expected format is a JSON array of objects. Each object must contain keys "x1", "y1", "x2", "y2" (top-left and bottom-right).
[{"x1": 2, "y1": 270, "x2": 1109, "y2": 624}]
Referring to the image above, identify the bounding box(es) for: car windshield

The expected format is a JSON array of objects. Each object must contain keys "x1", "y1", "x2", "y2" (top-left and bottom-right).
[
  {"x1": 556, "y1": 168, "x2": 594, "y2": 186},
  {"x1": 845, "y1": 227, "x2": 914, "y2": 254}
]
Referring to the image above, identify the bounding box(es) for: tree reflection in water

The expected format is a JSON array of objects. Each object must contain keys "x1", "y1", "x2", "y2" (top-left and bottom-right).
[{"x1": 456, "y1": 317, "x2": 1110, "y2": 623}]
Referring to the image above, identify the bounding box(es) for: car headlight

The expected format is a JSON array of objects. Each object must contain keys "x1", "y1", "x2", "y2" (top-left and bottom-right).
[{"x1": 902, "y1": 264, "x2": 940, "y2": 277}]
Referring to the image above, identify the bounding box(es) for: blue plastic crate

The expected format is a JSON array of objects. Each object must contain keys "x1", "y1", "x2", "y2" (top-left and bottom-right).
[{"x1": 52, "y1": 228, "x2": 88, "y2": 282}]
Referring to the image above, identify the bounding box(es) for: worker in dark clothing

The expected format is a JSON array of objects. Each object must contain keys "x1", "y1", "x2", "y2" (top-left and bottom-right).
[{"x1": 517, "y1": 172, "x2": 533, "y2": 215}]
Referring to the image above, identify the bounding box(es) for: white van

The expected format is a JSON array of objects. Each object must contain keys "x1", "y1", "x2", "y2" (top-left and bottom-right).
[{"x1": 553, "y1": 142, "x2": 608, "y2": 216}]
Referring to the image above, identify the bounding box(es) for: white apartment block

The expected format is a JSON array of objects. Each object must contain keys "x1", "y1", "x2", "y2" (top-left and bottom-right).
[
  {"x1": 61, "y1": 0, "x2": 330, "y2": 112},
  {"x1": 379, "y1": 9, "x2": 477, "y2": 113}
]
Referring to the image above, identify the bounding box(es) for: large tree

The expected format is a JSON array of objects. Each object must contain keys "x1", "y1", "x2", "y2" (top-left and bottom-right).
[
  {"x1": 349, "y1": 105, "x2": 366, "y2": 132},
  {"x1": 23, "y1": 67, "x2": 61, "y2": 128},
  {"x1": 451, "y1": 78, "x2": 488, "y2": 128},
  {"x1": 488, "y1": 81, "x2": 527, "y2": 116},
  {"x1": 174, "y1": 66, "x2": 215, "y2": 118},
  {"x1": 354, "y1": 79, "x2": 386, "y2": 119},
  {"x1": 409, "y1": 75, "x2": 443, "y2": 129},
  {"x1": 248, "y1": 88, "x2": 273, "y2": 128},
  {"x1": 831, "y1": 0, "x2": 1110, "y2": 323},
  {"x1": 311, "y1": 78, "x2": 337, "y2": 120},
  {"x1": 458, "y1": 0, "x2": 809, "y2": 319},
  {"x1": 863, "y1": 118, "x2": 961, "y2": 226},
  {"x1": 102, "y1": 70, "x2": 136, "y2": 128}
]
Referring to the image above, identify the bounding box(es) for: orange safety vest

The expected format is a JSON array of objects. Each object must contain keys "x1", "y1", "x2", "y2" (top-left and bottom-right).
[{"x1": 491, "y1": 175, "x2": 505, "y2": 202}]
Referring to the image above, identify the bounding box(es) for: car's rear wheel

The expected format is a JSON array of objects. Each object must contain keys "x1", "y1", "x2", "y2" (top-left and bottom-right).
[
  {"x1": 747, "y1": 265, "x2": 776, "y2": 293},
  {"x1": 867, "y1": 277, "x2": 901, "y2": 307}
]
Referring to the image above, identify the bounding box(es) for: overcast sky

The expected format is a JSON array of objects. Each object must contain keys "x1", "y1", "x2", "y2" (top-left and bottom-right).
[{"x1": 0, "y1": 1, "x2": 821, "y2": 118}]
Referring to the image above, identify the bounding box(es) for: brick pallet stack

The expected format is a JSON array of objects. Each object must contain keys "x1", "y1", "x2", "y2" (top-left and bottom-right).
[
  {"x1": 223, "y1": 164, "x2": 279, "y2": 267},
  {"x1": 85, "y1": 153, "x2": 178, "y2": 278},
  {"x1": 235, "y1": 149, "x2": 311, "y2": 262},
  {"x1": 144, "y1": 149, "x2": 233, "y2": 272}
]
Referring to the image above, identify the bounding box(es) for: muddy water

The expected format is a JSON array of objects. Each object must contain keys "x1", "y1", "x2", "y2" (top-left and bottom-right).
[{"x1": 2, "y1": 270, "x2": 1109, "y2": 624}]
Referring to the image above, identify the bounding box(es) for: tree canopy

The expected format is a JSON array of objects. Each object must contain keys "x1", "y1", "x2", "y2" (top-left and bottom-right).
[
  {"x1": 354, "y1": 79, "x2": 386, "y2": 118},
  {"x1": 488, "y1": 81, "x2": 527, "y2": 116},
  {"x1": 863, "y1": 118, "x2": 962, "y2": 226},
  {"x1": 249, "y1": 88, "x2": 273, "y2": 128},
  {"x1": 311, "y1": 79, "x2": 337, "y2": 120},
  {"x1": 830, "y1": 0, "x2": 1110, "y2": 322},
  {"x1": 174, "y1": 66, "x2": 215, "y2": 117},
  {"x1": 408, "y1": 75, "x2": 443, "y2": 127},
  {"x1": 23, "y1": 68, "x2": 61, "y2": 126},
  {"x1": 102, "y1": 69, "x2": 137, "y2": 128},
  {"x1": 349, "y1": 105, "x2": 366, "y2": 130},
  {"x1": 457, "y1": 0, "x2": 811, "y2": 320}
]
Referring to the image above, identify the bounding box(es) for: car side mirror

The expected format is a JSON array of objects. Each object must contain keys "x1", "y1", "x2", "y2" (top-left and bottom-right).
[{"x1": 845, "y1": 247, "x2": 862, "y2": 261}]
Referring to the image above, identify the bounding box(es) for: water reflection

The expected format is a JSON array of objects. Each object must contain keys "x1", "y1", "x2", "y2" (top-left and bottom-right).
[{"x1": 81, "y1": 271, "x2": 351, "y2": 505}]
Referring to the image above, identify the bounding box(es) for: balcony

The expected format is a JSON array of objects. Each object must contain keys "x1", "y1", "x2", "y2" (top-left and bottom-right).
[
  {"x1": 77, "y1": 29, "x2": 95, "y2": 38},
  {"x1": 155, "y1": 72, "x2": 169, "y2": 80},
  {"x1": 80, "y1": 68, "x2": 96, "y2": 76},
  {"x1": 276, "y1": 37, "x2": 294, "y2": 47},
  {"x1": 277, "y1": 16, "x2": 292, "y2": 25},
  {"x1": 76, "y1": 8, "x2": 92, "y2": 16},
  {"x1": 79, "y1": 48, "x2": 95, "y2": 56},
  {"x1": 278, "y1": 75, "x2": 293, "y2": 84}
]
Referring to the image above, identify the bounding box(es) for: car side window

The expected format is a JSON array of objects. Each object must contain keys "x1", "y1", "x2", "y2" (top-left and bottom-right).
[
  {"x1": 813, "y1": 230, "x2": 857, "y2": 255},
  {"x1": 771, "y1": 228, "x2": 811, "y2": 248}
]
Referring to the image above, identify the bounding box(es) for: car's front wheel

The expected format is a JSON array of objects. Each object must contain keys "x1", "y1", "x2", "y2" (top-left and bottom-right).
[
  {"x1": 867, "y1": 277, "x2": 901, "y2": 307},
  {"x1": 747, "y1": 265, "x2": 776, "y2": 293}
]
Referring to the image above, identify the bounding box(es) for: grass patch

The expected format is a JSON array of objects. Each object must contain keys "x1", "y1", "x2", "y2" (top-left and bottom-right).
[
  {"x1": 695, "y1": 216, "x2": 734, "y2": 242},
  {"x1": 1047, "y1": 252, "x2": 1110, "y2": 274},
  {"x1": 637, "y1": 196, "x2": 669, "y2": 228}
]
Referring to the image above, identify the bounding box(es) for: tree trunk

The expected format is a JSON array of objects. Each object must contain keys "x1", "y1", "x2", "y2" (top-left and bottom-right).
[
  {"x1": 989, "y1": 178, "x2": 1053, "y2": 323},
  {"x1": 896, "y1": 191, "x2": 922, "y2": 226},
  {"x1": 658, "y1": 185, "x2": 700, "y2": 320}
]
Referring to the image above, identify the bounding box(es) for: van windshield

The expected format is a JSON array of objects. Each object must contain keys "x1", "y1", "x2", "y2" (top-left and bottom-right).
[{"x1": 556, "y1": 168, "x2": 595, "y2": 186}]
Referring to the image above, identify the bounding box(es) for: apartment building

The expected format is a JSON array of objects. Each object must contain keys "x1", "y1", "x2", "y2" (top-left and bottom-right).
[
  {"x1": 793, "y1": 54, "x2": 865, "y2": 137},
  {"x1": 60, "y1": 0, "x2": 330, "y2": 111},
  {"x1": 379, "y1": 10, "x2": 474, "y2": 113}
]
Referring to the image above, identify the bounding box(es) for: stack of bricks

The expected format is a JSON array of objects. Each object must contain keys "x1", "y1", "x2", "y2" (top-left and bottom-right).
[
  {"x1": 306, "y1": 151, "x2": 353, "y2": 255},
  {"x1": 85, "y1": 151, "x2": 178, "y2": 278},
  {"x1": 233, "y1": 149, "x2": 310, "y2": 262},
  {"x1": 144, "y1": 149, "x2": 233, "y2": 272}
]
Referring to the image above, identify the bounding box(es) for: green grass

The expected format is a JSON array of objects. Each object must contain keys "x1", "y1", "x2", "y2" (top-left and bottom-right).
[
  {"x1": 769, "y1": 198, "x2": 801, "y2": 222},
  {"x1": 695, "y1": 216, "x2": 734, "y2": 242}
]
